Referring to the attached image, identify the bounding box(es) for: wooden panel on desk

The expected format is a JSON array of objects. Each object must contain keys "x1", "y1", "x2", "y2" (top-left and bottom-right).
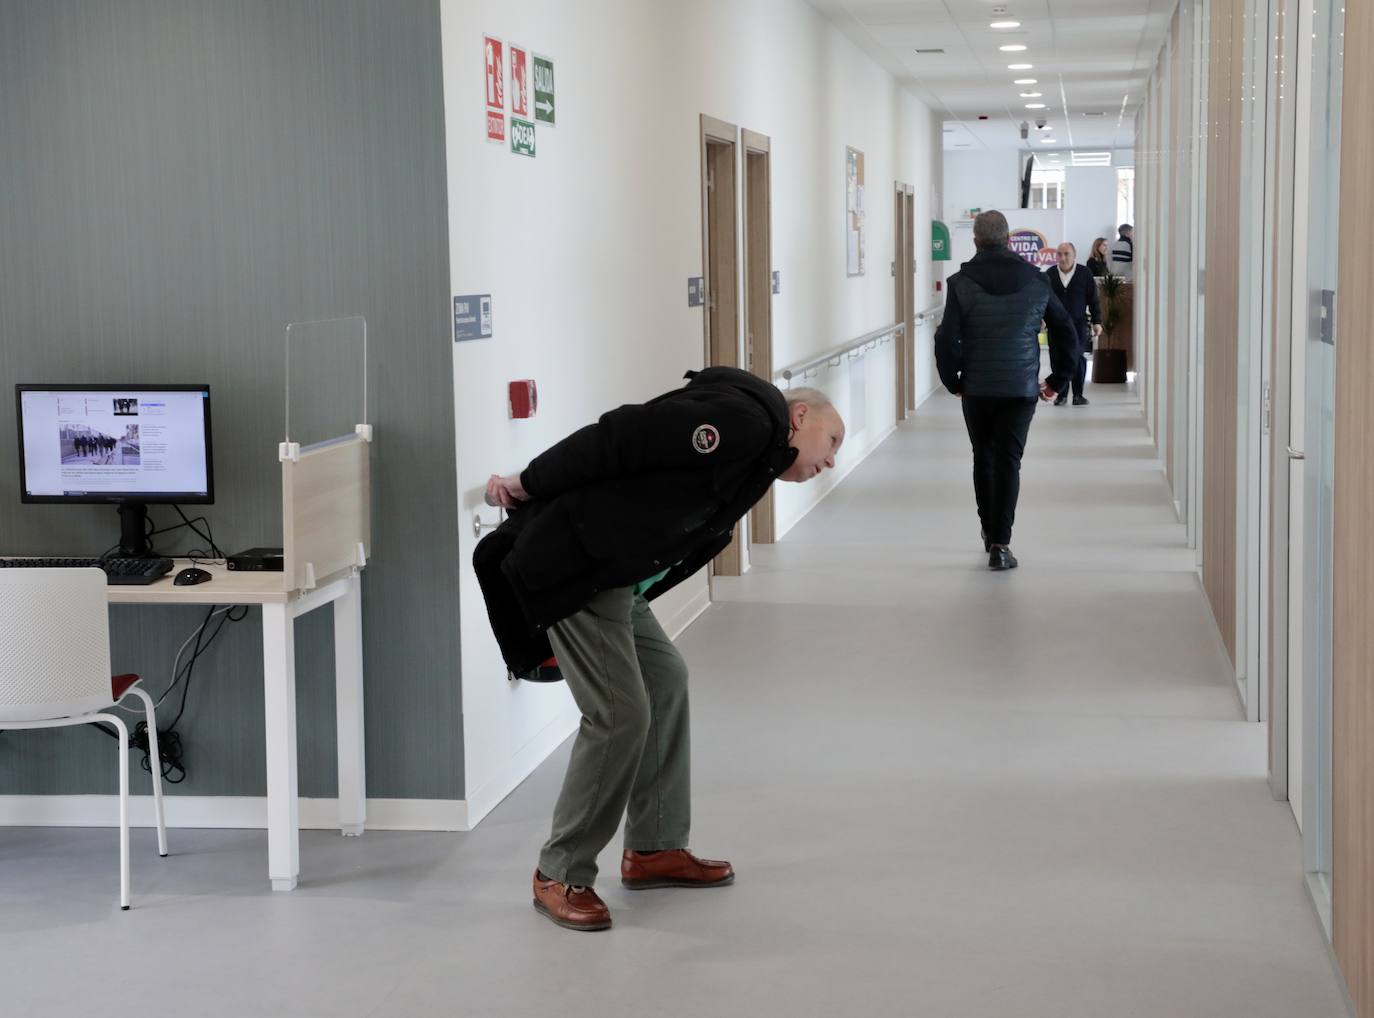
[
  {"x1": 283, "y1": 437, "x2": 371, "y2": 592},
  {"x1": 105, "y1": 561, "x2": 290, "y2": 605}
]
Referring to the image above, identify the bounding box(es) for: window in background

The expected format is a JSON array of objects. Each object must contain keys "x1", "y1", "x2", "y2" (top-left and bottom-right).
[
  {"x1": 1117, "y1": 167, "x2": 1136, "y2": 225},
  {"x1": 1029, "y1": 167, "x2": 1065, "y2": 209}
]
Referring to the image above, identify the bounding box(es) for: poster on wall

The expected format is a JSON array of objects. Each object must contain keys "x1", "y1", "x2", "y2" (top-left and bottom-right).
[
  {"x1": 947, "y1": 208, "x2": 1065, "y2": 269},
  {"x1": 1006, "y1": 209, "x2": 1066, "y2": 268},
  {"x1": 846, "y1": 146, "x2": 866, "y2": 276},
  {"x1": 1008, "y1": 228, "x2": 1057, "y2": 268}
]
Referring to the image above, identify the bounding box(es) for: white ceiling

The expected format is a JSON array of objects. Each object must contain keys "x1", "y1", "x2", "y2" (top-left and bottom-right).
[{"x1": 807, "y1": 0, "x2": 1174, "y2": 153}]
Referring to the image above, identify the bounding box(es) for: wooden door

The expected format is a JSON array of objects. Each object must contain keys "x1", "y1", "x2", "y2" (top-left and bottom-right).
[{"x1": 700, "y1": 115, "x2": 742, "y2": 576}]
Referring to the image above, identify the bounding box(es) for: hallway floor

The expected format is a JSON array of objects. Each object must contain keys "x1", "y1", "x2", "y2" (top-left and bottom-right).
[{"x1": 0, "y1": 383, "x2": 1350, "y2": 1017}]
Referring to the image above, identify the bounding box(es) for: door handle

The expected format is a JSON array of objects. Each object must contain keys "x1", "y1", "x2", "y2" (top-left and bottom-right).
[
  {"x1": 473, "y1": 508, "x2": 506, "y2": 538},
  {"x1": 1287, "y1": 446, "x2": 1305, "y2": 460}
]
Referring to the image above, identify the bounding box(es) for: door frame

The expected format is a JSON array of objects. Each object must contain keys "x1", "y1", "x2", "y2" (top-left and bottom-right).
[
  {"x1": 742, "y1": 128, "x2": 776, "y2": 546},
  {"x1": 1264, "y1": 0, "x2": 1300, "y2": 802},
  {"x1": 893, "y1": 182, "x2": 913, "y2": 421},
  {"x1": 699, "y1": 114, "x2": 743, "y2": 577}
]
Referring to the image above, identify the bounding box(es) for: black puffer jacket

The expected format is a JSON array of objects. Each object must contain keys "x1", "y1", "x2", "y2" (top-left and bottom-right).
[
  {"x1": 473, "y1": 367, "x2": 797, "y2": 676},
  {"x1": 935, "y1": 246, "x2": 1078, "y2": 398}
]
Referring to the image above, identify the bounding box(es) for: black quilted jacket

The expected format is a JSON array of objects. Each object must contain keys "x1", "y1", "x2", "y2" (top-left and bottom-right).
[{"x1": 935, "y1": 246, "x2": 1078, "y2": 398}]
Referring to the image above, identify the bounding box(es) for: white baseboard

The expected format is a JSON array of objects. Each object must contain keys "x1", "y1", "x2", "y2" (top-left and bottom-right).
[
  {"x1": 461, "y1": 707, "x2": 581, "y2": 827},
  {"x1": 662, "y1": 583, "x2": 711, "y2": 638},
  {"x1": 914, "y1": 383, "x2": 943, "y2": 409},
  {"x1": 0, "y1": 795, "x2": 467, "y2": 831}
]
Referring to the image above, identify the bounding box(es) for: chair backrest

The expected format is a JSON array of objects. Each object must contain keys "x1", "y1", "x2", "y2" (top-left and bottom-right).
[{"x1": 0, "y1": 569, "x2": 114, "y2": 723}]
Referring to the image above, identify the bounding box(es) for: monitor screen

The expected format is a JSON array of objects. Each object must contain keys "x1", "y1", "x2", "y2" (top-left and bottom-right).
[{"x1": 16, "y1": 385, "x2": 214, "y2": 504}]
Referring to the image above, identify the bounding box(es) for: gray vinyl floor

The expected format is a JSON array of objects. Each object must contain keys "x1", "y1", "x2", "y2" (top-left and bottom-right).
[{"x1": 0, "y1": 382, "x2": 1350, "y2": 1018}]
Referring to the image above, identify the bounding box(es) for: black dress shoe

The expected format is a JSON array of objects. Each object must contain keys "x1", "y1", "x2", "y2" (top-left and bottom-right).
[
  {"x1": 1053, "y1": 394, "x2": 1067, "y2": 406},
  {"x1": 1073, "y1": 396, "x2": 1089, "y2": 406},
  {"x1": 988, "y1": 547, "x2": 1018, "y2": 571}
]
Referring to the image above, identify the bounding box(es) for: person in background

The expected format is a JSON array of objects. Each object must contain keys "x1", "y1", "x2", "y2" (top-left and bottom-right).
[
  {"x1": 1046, "y1": 242, "x2": 1103, "y2": 407},
  {"x1": 1109, "y1": 224, "x2": 1134, "y2": 279},
  {"x1": 1086, "y1": 237, "x2": 1110, "y2": 278},
  {"x1": 935, "y1": 210, "x2": 1078, "y2": 571}
]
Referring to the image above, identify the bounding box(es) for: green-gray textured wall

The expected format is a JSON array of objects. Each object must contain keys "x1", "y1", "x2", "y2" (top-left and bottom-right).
[{"x1": 0, "y1": 0, "x2": 463, "y2": 799}]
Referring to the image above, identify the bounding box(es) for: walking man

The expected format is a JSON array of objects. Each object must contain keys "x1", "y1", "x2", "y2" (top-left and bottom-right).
[
  {"x1": 475, "y1": 367, "x2": 845, "y2": 931},
  {"x1": 1046, "y1": 241, "x2": 1103, "y2": 407},
  {"x1": 935, "y1": 210, "x2": 1078, "y2": 570}
]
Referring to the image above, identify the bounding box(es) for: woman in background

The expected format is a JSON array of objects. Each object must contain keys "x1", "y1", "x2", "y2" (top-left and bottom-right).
[{"x1": 1086, "y1": 237, "x2": 1110, "y2": 277}]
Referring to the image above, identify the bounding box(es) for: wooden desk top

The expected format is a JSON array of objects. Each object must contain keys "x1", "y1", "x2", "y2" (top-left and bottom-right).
[{"x1": 107, "y1": 560, "x2": 292, "y2": 605}]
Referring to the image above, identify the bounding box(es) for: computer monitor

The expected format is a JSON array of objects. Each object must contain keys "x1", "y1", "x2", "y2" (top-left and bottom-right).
[{"x1": 15, "y1": 384, "x2": 215, "y2": 557}]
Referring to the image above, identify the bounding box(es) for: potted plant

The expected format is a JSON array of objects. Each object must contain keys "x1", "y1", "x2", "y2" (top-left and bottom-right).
[{"x1": 1093, "y1": 273, "x2": 1129, "y2": 384}]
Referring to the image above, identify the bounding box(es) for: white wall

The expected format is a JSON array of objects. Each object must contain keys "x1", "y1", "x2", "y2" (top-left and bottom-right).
[
  {"x1": 942, "y1": 149, "x2": 1021, "y2": 222},
  {"x1": 1064, "y1": 166, "x2": 1120, "y2": 260},
  {"x1": 942, "y1": 148, "x2": 1021, "y2": 268},
  {"x1": 441, "y1": 0, "x2": 942, "y2": 821}
]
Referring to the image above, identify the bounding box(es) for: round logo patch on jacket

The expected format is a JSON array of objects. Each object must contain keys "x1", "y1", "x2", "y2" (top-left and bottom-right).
[{"x1": 692, "y1": 424, "x2": 720, "y2": 454}]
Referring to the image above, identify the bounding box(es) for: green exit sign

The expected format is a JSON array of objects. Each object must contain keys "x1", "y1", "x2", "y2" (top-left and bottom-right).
[{"x1": 510, "y1": 118, "x2": 536, "y2": 157}]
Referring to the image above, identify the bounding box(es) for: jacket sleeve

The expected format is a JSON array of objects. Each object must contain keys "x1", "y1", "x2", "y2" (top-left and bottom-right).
[
  {"x1": 1084, "y1": 267, "x2": 1102, "y2": 326},
  {"x1": 1042, "y1": 287, "x2": 1079, "y2": 395},
  {"x1": 520, "y1": 396, "x2": 773, "y2": 500},
  {"x1": 934, "y1": 284, "x2": 964, "y2": 394}
]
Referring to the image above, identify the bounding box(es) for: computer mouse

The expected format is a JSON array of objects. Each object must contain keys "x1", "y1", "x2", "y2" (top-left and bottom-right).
[{"x1": 173, "y1": 567, "x2": 213, "y2": 586}]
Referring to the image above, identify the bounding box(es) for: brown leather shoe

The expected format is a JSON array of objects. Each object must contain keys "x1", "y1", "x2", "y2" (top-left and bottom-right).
[
  {"x1": 621, "y1": 849, "x2": 735, "y2": 889},
  {"x1": 532, "y1": 870, "x2": 612, "y2": 931}
]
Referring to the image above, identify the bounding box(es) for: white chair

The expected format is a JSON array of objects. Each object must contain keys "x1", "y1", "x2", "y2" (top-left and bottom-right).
[{"x1": 0, "y1": 568, "x2": 168, "y2": 909}]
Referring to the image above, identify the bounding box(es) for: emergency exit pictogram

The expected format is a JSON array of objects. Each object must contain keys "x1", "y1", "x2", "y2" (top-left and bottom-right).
[{"x1": 533, "y1": 54, "x2": 555, "y2": 126}]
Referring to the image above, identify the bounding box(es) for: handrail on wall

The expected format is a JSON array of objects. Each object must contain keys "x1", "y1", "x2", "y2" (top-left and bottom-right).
[
  {"x1": 776, "y1": 322, "x2": 905, "y2": 385},
  {"x1": 915, "y1": 303, "x2": 945, "y2": 324}
]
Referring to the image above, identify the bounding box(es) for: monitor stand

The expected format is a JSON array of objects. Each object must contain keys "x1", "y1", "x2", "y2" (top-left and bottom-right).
[{"x1": 117, "y1": 501, "x2": 152, "y2": 558}]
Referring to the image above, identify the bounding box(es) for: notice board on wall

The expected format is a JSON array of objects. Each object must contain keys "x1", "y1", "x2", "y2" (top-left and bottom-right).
[{"x1": 846, "y1": 146, "x2": 865, "y2": 276}]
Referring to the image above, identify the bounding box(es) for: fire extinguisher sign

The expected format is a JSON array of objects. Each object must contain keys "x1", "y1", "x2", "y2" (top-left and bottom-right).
[{"x1": 484, "y1": 35, "x2": 505, "y2": 144}]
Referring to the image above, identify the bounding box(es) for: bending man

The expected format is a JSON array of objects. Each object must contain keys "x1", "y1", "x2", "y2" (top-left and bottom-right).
[{"x1": 476, "y1": 366, "x2": 845, "y2": 931}]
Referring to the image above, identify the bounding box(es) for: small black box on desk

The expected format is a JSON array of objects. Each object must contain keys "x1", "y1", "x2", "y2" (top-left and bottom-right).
[{"x1": 227, "y1": 547, "x2": 284, "y2": 571}]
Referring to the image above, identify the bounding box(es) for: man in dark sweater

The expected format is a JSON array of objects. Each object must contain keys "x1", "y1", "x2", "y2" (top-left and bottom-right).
[
  {"x1": 477, "y1": 367, "x2": 844, "y2": 931},
  {"x1": 1046, "y1": 241, "x2": 1103, "y2": 406},
  {"x1": 935, "y1": 210, "x2": 1078, "y2": 570}
]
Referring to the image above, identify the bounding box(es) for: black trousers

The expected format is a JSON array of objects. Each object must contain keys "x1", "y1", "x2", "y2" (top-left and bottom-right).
[
  {"x1": 961, "y1": 396, "x2": 1038, "y2": 547},
  {"x1": 1068, "y1": 321, "x2": 1090, "y2": 399}
]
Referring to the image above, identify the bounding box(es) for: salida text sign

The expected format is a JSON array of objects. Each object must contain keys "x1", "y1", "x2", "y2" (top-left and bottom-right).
[
  {"x1": 1008, "y1": 228, "x2": 1056, "y2": 268},
  {"x1": 533, "y1": 54, "x2": 555, "y2": 125}
]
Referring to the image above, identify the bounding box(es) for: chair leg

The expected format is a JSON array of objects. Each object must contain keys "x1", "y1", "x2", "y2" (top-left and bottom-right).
[
  {"x1": 96, "y1": 713, "x2": 132, "y2": 910},
  {"x1": 125, "y1": 687, "x2": 168, "y2": 857}
]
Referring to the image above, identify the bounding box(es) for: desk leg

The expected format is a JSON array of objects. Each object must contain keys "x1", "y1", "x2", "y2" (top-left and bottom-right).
[
  {"x1": 334, "y1": 573, "x2": 366, "y2": 837},
  {"x1": 262, "y1": 603, "x2": 300, "y2": 892}
]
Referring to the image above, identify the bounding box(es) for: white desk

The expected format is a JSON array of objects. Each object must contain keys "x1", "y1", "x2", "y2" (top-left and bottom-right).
[{"x1": 109, "y1": 559, "x2": 366, "y2": 891}]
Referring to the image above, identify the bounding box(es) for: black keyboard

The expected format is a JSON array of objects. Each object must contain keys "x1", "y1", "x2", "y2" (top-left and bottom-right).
[{"x1": 0, "y1": 556, "x2": 175, "y2": 585}]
